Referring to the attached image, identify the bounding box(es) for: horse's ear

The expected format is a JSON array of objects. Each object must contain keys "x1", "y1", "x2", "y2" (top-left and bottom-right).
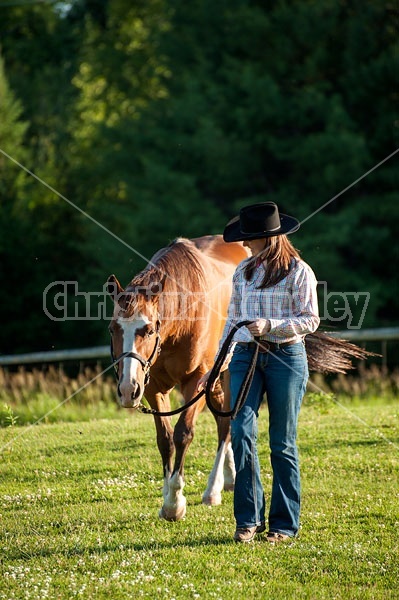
[{"x1": 106, "y1": 274, "x2": 124, "y2": 302}]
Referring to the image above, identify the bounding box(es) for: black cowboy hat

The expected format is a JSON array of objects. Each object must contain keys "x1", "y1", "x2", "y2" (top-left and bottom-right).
[{"x1": 223, "y1": 202, "x2": 300, "y2": 242}]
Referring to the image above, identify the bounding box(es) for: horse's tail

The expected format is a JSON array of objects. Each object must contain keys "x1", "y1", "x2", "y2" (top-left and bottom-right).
[{"x1": 305, "y1": 331, "x2": 377, "y2": 374}]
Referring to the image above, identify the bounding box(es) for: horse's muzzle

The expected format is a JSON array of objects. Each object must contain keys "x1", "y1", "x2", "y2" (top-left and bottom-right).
[{"x1": 117, "y1": 381, "x2": 143, "y2": 408}]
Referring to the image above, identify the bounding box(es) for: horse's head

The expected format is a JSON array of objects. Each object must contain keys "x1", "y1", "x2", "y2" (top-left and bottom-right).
[{"x1": 106, "y1": 274, "x2": 162, "y2": 408}]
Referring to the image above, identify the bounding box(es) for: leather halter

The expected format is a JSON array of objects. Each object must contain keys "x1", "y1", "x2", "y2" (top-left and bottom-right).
[{"x1": 110, "y1": 321, "x2": 161, "y2": 387}]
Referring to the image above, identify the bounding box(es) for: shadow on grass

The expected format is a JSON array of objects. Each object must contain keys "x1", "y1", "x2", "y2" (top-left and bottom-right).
[
  {"x1": 6, "y1": 534, "x2": 237, "y2": 562},
  {"x1": 301, "y1": 437, "x2": 397, "y2": 452}
]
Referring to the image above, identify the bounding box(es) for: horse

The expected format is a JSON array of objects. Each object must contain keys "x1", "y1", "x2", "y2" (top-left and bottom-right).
[{"x1": 106, "y1": 235, "x2": 249, "y2": 520}]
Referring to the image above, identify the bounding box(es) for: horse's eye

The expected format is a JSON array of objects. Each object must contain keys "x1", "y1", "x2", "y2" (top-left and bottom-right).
[{"x1": 147, "y1": 328, "x2": 155, "y2": 337}]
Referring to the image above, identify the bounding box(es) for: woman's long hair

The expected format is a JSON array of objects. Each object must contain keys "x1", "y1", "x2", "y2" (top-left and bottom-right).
[{"x1": 244, "y1": 235, "x2": 301, "y2": 288}]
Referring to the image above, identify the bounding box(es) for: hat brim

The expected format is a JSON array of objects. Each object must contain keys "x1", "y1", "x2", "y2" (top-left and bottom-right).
[{"x1": 223, "y1": 214, "x2": 300, "y2": 243}]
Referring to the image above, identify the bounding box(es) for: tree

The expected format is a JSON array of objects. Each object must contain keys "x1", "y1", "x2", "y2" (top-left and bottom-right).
[
  {"x1": 0, "y1": 0, "x2": 397, "y2": 355},
  {"x1": 0, "y1": 8, "x2": 93, "y2": 351},
  {"x1": 135, "y1": 0, "x2": 398, "y2": 331},
  {"x1": 0, "y1": 54, "x2": 33, "y2": 351}
]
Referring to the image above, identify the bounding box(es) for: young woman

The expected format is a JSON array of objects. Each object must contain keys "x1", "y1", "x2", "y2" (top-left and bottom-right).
[{"x1": 198, "y1": 202, "x2": 320, "y2": 543}]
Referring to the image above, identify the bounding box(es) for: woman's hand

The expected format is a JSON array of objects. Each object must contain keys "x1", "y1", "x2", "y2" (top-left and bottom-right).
[
  {"x1": 196, "y1": 369, "x2": 219, "y2": 392},
  {"x1": 246, "y1": 319, "x2": 270, "y2": 337}
]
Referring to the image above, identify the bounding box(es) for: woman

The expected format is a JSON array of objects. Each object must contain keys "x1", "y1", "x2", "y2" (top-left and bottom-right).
[{"x1": 198, "y1": 202, "x2": 320, "y2": 543}]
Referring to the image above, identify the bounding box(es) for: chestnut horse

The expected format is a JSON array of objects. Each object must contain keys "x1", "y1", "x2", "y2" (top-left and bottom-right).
[{"x1": 107, "y1": 235, "x2": 248, "y2": 521}]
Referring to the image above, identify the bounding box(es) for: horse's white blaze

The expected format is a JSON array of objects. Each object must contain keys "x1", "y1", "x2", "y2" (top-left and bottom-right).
[
  {"x1": 202, "y1": 441, "x2": 227, "y2": 506},
  {"x1": 118, "y1": 314, "x2": 150, "y2": 398}
]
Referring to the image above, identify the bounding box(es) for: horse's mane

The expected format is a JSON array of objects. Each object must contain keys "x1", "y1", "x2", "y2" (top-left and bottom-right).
[{"x1": 121, "y1": 238, "x2": 207, "y2": 338}]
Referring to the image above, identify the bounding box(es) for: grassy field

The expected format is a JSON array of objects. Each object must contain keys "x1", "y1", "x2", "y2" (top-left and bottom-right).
[{"x1": 0, "y1": 392, "x2": 398, "y2": 599}]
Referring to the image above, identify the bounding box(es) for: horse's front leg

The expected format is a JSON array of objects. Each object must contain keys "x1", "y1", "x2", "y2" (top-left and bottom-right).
[
  {"x1": 145, "y1": 387, "x2": 176, "y2": 519},
  {"x1": 202, "y1": 372, "x2": 235, "y2": 506},
  {"x1": 160, "y1": 377, "x2": 205, "y2": 521},
  {"x1": 154, "y1": 413, "x2": 175, "y2": 515}
]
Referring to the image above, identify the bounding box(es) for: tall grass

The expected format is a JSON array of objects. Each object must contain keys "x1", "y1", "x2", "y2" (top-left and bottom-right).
[
  {"x1": 0, "y1": 365, "x2": 121, "y2": 426},
  {"x1": 0, "y1": 366, "x2": 185, "y2": 427},
  {"x1": 1, "y1": 364, "x2": 398, "y2": 429}
]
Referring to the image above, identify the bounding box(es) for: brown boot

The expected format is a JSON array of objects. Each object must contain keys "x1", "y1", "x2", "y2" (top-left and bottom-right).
[
  {"x1": 266, "y1": 531, "x2": 291, "y2": 544},
  {"x1": 233, "y1": 526, "x2": 257, "y2": 543},
  {"x1": 234, "y1": 522, "x2": 266, "y2": 543}
]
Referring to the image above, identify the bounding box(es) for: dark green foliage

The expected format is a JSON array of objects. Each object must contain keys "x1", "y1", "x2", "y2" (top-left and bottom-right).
[{"x1": 0, "y1": 0, "x2": 397, "y2": 354}]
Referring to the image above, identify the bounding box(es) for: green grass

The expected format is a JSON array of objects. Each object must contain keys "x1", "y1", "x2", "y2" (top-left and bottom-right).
[{"x1": 1, "y1": 395, "x2": 398, "y2": 599}]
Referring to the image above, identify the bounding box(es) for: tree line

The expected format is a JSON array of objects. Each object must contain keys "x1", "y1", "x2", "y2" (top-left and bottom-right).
[{"x1": 0, "y1": 0, "x2": 398, "y2": 355}]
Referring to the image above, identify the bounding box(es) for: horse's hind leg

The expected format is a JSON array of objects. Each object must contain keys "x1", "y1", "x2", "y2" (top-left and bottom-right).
[
  {"x1": 202, "y1": 373, "x2": 235, "y2": 506},
  {"x1": 220, "y1": 370, "x2": 235, "y2": 491},
  {"x1": 160, "y1": 377, "x2": 204, "y2": 521}
]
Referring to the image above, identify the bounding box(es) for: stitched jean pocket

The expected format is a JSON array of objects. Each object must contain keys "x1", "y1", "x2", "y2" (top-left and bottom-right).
[
  {"x1": 279, "y1": 342, "x2": 305, "y2": 357},
  {"x1": 233, "y1": 345, "x2": 248, "y2": 356}
]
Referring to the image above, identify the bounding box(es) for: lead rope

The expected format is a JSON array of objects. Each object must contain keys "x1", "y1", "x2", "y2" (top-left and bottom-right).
[
  {"x1": 138, "y1": 320, "x2": 258, "y2": 419},
  {"x1": 205, "y1": 321, "x2": 259, "y2": 419}
]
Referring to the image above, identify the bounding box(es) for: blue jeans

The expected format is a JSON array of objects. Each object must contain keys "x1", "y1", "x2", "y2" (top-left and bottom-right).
[{"x1": 229, "y1": 342, "x2": 308, "y2": 536}]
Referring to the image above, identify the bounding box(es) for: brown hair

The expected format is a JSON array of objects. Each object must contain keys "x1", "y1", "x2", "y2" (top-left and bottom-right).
[{"x1": 244, "y1": 235, "x2": 301, "y2": 288}]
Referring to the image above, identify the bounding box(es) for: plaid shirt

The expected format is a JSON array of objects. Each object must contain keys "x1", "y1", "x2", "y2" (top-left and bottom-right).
[{"x1": 219, "y1": 257, "x2": 320, "y2": 349}]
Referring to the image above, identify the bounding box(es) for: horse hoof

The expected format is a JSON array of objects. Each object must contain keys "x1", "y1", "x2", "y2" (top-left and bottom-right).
[
  {"x1": 202, "y1": 493, "x2": 222, "y2": 507},
  {"x1": 159, "y1": 505, "x2": 186, "y2": 521},
  {"x1": 223, "y1": 483, "x2": 235, "y2": 492}
]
